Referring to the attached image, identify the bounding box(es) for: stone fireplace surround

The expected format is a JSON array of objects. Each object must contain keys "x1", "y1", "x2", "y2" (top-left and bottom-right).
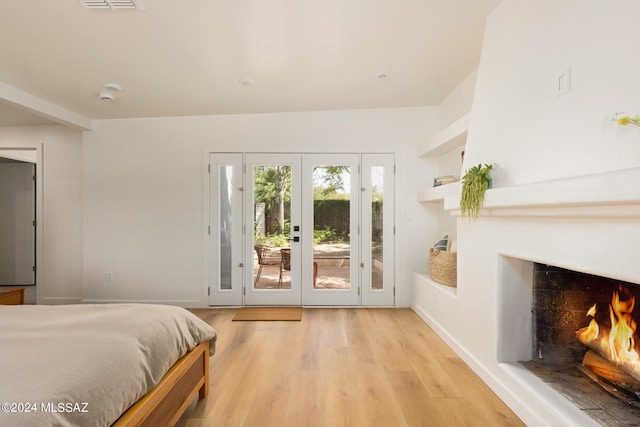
[{"x1": 412, "y1": 167, "x2": 640, "y2": 426}]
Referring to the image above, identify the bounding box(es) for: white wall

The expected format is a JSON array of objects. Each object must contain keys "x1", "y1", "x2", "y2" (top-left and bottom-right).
[
  {"x1": 0, "y1": 125, "x2": 84, "y2": 303},
  {"x1": 413, "y1": 1, "x2": 640, "y2": 425},
  {"x1": 438, "y1": 69, "x2": 477, "y2": 129},
  {"x1": 82, "y1": 107, "x2": 437, "y2": 306},
  {"x1": 466, "y1": 0, "x2": 640, "y2": 187}
]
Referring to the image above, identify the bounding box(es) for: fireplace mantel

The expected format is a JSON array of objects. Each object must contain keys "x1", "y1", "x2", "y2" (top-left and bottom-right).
[{"x1": 444, "y1": 167, "x2": 640, "y2": 218}]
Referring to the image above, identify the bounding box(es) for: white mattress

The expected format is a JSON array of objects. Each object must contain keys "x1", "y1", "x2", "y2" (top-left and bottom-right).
[{"x1": 0, "y1": 304, "x2": 217, "y2": 427}]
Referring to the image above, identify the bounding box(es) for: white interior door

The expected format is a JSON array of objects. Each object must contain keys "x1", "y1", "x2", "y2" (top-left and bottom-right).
[
  {"x1": 361, "y1": 154, "x2": 395, "y2": 306},
  {"x1": 244, "y1": 154, "x2": 302, "y2": 306},
  {"x1": 302, "y1": 154, "x2": 360, "y2": 305},
  {"x1": 208, "y1": 153, "x2": 244, "y2": 305}
]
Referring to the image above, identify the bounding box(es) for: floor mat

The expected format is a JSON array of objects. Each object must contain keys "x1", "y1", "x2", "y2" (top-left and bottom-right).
[{"x1": 232, "y1": 307, "x2": 303, "y2": 321}]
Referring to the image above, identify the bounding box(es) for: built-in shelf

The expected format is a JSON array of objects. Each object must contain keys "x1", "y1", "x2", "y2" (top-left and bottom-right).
[
  {"x1": 443, "y1": 167, "x2": 640, "y2": 218},
  {"x1": 417, "y1": 182, "x2": 459, "y2": 202},
  {"x1": 413, "y1": 272, "x2": 457, "y2": 298},
  {"x1": 419, "y1": 113, "x2": 470, "y2": 158}
]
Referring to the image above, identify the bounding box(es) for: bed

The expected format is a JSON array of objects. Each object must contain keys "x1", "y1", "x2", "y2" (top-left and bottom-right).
[{"x1": 0, "y1": 304, "x2": 217, "y2": 427}]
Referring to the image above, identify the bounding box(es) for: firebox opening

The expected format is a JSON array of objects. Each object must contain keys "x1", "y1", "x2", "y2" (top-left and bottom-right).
[{"x1": 520, "y1": 263, "x2": 640, "y2": 426}]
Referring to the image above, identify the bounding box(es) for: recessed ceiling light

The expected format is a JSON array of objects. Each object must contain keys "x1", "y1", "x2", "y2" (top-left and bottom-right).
[
  {"x1": 103, "y1": 83, "x2": 122, "y2": 92},
  {"x1": 375, "y1": 70, "x2": 389, "y2": 79},
  {"x1": 98, "y1": 92, "x2": 115, "y2": 102},
  {"x1": 239, "y1": 78, "x2": 256, "y2": 87},
  {"x1": 80, "y1": 0, "x2": 143, "y2": 10}
]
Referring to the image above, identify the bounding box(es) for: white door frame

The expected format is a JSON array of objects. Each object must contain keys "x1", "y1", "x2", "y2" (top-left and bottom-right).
[
  {"x1": 302, "y1": 153, "x2": 360, "y2": 306},
  {"x1": 361, "y1": 153, "x2": 395, "y2": 306},
  {"x1": 205, "y1": 151, "x2": 395, "y2": 307},
  {"x1": 208, "y1": 153, "x2": 244, "y2": 306},
  {"x1": 0, "y1": 147, "x2": 42, "y2": 304},
  {"x1": 244, "y1": 153, "x2": 302, "y2": 306}
]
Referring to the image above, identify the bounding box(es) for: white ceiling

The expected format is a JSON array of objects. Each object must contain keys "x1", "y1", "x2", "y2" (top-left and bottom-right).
[{"x1": 0, "y1": 0, "x2": 500, "y2": 125}]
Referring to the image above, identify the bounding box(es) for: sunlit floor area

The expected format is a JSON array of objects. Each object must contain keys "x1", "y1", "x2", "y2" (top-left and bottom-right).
[{"x1": 179, "y1": 308, "x2": 524, "y2": 427}]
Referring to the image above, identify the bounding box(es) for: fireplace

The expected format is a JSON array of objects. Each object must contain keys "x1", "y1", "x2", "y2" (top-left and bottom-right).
[
  {"x1": 413, "y1": 167, "x2": 640, "y2": 426},
  {"x1": 521, "y1": 263, "x2": 640, "y2": 425}
]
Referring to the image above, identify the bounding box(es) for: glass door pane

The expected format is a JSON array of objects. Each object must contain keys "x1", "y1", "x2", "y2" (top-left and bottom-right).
[
  {"x1": 312, "y1": 166, "x2": 351, "y2": 290},
  {"x1": 302, "y1": 154, "x2": 359, "y2": 305},
  {"x1": 370, "y1": 165, "x2": 384, "y2": 291},
  {"x1": 245, "y1": 154, "x2": 301, "y2": 306},
  {"x1": 252, "y1": 164, "x2": 291, "y2": 289}
]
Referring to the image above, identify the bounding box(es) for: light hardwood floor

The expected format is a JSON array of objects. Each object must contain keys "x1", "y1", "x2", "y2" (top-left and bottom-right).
[{"x1": 178, "y1": 308, "x2": 524, "y2": 427}]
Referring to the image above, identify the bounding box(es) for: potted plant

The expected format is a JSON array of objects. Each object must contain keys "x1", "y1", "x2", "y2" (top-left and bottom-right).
[{"x1": 460, "y1": 163, "x2": 493, "y2": 220}]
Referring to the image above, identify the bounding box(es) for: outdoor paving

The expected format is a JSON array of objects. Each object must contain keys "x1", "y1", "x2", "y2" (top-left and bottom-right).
[{"x1": 253, "y1": 243, "x2": 382, "y2": 290}]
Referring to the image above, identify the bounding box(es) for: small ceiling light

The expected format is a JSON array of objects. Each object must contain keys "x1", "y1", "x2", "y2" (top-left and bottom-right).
[
  {"x1": 98, "y1": 92, "x2": 116, "y2": 102},
  {"x1": 80, "y1": 0, "x2": 143, "y2": 10},
  {"x1": 375, "y1": 70, "x2": 389, "y2": 79},
  {"x1": 239, "y1": 78, "x2": 256, "y2": 87},
  {"x1": 103, "y1": 83, "x2": 123, "y2": 92}
]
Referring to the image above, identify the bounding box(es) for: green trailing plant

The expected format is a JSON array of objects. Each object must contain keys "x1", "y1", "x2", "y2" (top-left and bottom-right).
[{"x1": 460, "y1": 163, "x2": 493, "y2": 220}]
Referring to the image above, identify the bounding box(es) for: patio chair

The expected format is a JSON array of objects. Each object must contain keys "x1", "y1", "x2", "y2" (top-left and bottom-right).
[
  {"x1": 279, "y1": 248, "x2": 318, "y2": 288},
  {"x1": 254, "y1": 245, "x2": 281, "y2": 285}
]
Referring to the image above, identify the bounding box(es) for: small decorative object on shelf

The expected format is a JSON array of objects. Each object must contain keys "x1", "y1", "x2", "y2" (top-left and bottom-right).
[
  {"x1": 460, "y1": 163, "x2": 493, "y2": 220},
  {"x1": 610, "y1": 113, "x2": 640, "y2": 128},
  {"x1": 433, "y1": 175, "x2": 455, "y2": 187}
]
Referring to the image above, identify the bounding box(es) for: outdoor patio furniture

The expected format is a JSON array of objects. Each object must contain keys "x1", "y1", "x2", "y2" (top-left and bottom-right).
[
  {"x1": 279, "y1": 248, "x2": 318, "y2": 288},
  {"x1": 254, "y1": 245, "x2": 281, "y2": 285}
]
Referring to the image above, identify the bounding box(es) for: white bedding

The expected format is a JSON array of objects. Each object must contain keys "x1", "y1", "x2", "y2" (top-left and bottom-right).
[{"x1": 0, "y1": 304, "x2": 217, "y2": 427}]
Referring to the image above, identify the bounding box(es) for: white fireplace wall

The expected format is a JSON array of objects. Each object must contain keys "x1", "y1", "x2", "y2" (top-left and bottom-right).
[
  {"x1": 412, "y1": 1, "x2": 640, "y2": 426},
  {"x1": 465, "y1": 0, "x2": 640, "y2": 187}
]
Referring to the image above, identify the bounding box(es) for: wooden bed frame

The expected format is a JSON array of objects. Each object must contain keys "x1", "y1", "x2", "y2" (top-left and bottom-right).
[{"x1": 113, "y1": 341, "x2": 211, "y2": 427}]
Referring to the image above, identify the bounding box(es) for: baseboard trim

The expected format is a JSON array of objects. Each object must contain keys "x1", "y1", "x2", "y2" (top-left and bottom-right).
[
  {"x1": 411, "y1": 303, "x2": 600, "y2": 426},
  {"x1": 411, "y1": 303, "x2": 551, "y2": 427},
  {"x1": 39, "y1": 297, "x2": 83, "y2": 305}
]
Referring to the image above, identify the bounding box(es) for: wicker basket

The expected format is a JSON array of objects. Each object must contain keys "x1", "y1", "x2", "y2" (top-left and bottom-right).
[{"x1": 429, "y1": 248, "x2": 457, "y2": 287}]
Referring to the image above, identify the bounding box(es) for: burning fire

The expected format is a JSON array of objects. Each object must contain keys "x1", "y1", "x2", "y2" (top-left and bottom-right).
[{"x1": 576, "y1": 286, "x2": 640, "y2": 380}]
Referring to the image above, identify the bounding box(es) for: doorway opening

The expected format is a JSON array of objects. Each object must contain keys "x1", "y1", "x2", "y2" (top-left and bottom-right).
[{"x1": 0, "y1": 148, "x2": 39, "y2": 304}]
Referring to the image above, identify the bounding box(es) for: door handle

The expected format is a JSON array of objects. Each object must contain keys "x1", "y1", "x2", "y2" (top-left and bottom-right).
[{"x1": 288, "y1": 236, "x2": 300, "y2": 242}]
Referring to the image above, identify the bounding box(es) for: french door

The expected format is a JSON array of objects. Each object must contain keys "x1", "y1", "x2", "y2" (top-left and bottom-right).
[
  {"x1": 244, "y1": 154, "x2": 302, "y2": 305},
  {"x1": 208, "y1": 152, "x2": 394, "y2": 306},
  {"x1": 301, "y1": 154, "x2": 360, "y2": 305}
]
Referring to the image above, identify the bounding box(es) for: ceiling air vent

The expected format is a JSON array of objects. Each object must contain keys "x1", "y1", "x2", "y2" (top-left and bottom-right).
[{"x1": 80, "y1": 0, "x2": 142, "y2": 10}]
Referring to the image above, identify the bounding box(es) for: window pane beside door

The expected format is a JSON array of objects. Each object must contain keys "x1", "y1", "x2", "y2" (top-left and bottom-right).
[
  {"x1": 361, "y1": 153, "x2": 394, "y2": 306},
  {"x1": 210, "y1": 152, "x2": 243, "y2": 306},
  {"x1": 218, "y1": 165, "x2": 233, "y2": 290},
  {"x1": 371, "y1": 166, "x2": 384, "y2": 291},
  {"x1": 312, "y1": 166, "x2": 351, "y2": 290}
]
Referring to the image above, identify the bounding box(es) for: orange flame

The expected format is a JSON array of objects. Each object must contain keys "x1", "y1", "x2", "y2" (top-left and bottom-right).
[{"x1": 576, "y1": 287, "x2": 640, "y2": 380}]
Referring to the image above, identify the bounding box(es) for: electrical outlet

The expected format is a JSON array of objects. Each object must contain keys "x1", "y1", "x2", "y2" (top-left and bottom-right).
[{"x1": 105, "y1": 271, "x2": 114, "y2": 282}]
